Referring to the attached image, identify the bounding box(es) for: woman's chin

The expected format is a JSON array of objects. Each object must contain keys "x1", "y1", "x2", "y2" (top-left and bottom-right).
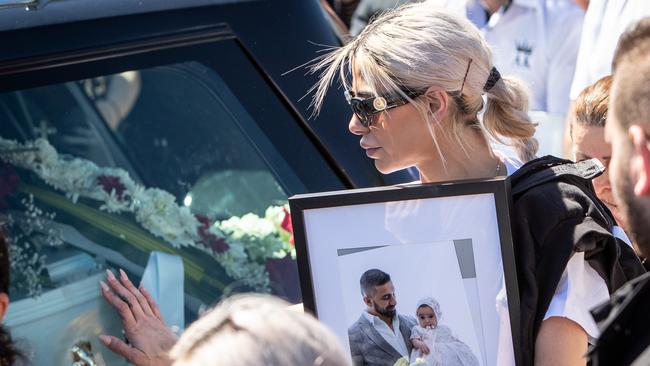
[{"x1": 374, "y1": 160, "x2": 401, "y2": 175}]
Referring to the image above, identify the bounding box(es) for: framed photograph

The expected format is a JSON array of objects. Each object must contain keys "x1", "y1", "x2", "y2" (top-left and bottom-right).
[{"x1": 289, "y1": 177, "x2": 520, "y2": 366}]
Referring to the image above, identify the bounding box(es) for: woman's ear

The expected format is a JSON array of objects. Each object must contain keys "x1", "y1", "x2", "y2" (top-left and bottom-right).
[
  {"x1": 424, "y1": 86, "x2": 449, "y2": 123},
  {"x1": 0, "y1": 293, "x2": 8, "y2": 322}
]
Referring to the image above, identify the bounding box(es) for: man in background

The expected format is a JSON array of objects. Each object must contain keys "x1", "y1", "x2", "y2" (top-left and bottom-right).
[
  {"x1": 570, "y1": 0, "x2": 650, "y2": 100},
  {"x1": 349, "y1": 0, "x2": 416, "y2": 36},
  {"x1": 590, "y1": 17, "x2": 650, "y2": 365},
  {"x1": 463, "y1": 0, "x2": 584, "y2": 115}
]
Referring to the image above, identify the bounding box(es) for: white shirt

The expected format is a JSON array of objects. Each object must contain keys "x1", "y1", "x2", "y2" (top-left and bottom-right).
[
  {"x1": 570, "y1": 0, "x2": 650, "y2": 99},
  {"x1": 495, "y1": 155, "x2": 614, "y2": 366},
  {"x1": 362, "y1": 311, "x2": 410, "y2": 357},
  {"x1": 464, "y1": 0, "x2": 584, "y2": 115}
]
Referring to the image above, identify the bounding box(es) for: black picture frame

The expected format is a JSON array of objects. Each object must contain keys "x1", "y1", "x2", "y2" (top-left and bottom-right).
[{"x1": 289, "y1": 176, "x2": 521, "y2": 366}]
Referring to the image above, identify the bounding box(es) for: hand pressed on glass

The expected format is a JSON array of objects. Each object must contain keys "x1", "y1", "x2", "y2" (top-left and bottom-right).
[{"x1": 99, "y1": 269, "x2": 178, "y2": 366}]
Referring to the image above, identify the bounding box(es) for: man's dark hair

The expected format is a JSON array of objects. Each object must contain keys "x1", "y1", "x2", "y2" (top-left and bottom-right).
[{"x1": 359, "y1": 269, "x2": 391, "y2": 297}]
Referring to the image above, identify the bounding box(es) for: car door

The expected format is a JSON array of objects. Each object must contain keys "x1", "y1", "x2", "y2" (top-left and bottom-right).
[{"x1": 0, "y1": 7, "x2": 352, "y2": 365}]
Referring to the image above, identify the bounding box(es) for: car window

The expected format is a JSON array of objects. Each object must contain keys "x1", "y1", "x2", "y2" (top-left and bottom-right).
[{"x1": 0, "y1": 61, "x2": 301, "y2": 365}]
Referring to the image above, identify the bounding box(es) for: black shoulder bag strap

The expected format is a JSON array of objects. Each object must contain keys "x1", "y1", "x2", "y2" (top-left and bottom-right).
[
  {"x1": 510, "y1": 156, "x2": 605, "y2": 196},
  {"x1": 509, "y1": 155, "x2": 615, "y2": 229}
]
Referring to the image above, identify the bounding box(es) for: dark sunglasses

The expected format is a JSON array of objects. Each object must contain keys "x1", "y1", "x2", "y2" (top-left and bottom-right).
[{"x1": 344, "y1": 89, "x2": 424, "y2": 127}]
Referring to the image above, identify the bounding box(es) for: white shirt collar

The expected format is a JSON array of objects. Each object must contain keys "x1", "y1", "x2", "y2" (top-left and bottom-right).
[
  {"x1": 362, "y1": 310, "x2": 409, "y2": 357},
  {"x1": 464, "y1": 0, "x2": 538, "y2": 28},
  {"x1": 363, "y1": 310, "x2": 400, "y2": 327},
  {"x1": 613, "y1": 225, "x2": 633, "y2": 248}
]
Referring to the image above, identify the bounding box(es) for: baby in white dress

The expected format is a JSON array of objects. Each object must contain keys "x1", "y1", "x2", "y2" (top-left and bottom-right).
[{"x1": 409, "y1": 297, "x2": 479, "y2": 366}]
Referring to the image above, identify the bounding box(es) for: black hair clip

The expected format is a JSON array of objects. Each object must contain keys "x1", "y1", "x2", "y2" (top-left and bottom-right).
[{"x1": 483, "y1": 67, "x2": 501, "y2": 92}]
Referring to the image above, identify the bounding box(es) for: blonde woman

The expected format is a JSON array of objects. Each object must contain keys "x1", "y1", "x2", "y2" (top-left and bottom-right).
[
  {"x1": 99, "y1": 4, "x2": 642, "y2": 366},
  {"x1": 310, "y1": 3, "x2": 641, "y2": 366}
]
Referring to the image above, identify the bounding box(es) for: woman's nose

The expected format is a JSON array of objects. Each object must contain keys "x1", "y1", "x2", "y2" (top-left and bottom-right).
[{"x1": 349, "y1": 114, "x2": 369, "y2": 136}]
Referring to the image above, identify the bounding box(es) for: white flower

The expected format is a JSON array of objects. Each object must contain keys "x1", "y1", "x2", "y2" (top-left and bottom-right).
[
  {"x1": 0, "y1": 137, "x2": 296, "y2": 293},
  {"x1": 264, "y1": 205, "x2": 286, "y2": 226},
  {"x1": 128, "y1": 185, "x2": 147, "y2": 210},
  {"x1": 134, "y1": 188, "x2": 197, "y2": 248},
  {"x1": 99, "y1": 190, "x2": 130, "y2": 213},
  {"x1": 217, "y1": 213, "x2": 286, "y2": 261},
  {"x1": 52, "y1": 158, "x2": 101, "y2": 197},
  {"x1": 220, "y1": 213, "x2": 275, "y2": 239}
]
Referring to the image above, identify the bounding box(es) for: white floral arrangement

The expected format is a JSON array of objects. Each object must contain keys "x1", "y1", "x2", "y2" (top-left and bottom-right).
[
  {"x1": 0, "y1": 137, "x2": 294, "y2": 292},
  {"x1": 3, "y1": 194, "x2": 60, "y2": 297}
]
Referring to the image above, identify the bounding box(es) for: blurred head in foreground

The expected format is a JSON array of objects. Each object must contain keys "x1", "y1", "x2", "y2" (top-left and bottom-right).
[
  {"x1": 607, "y1": 17, "x2": 650, "y2": 257},
  {"x1": 170, "y1": 294, "x2": 351, "y2": 366}
]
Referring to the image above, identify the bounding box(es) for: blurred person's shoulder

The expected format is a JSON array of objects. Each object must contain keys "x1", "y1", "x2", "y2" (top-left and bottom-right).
[{"x1": 535, "y1": 0, "x2": 584, "y2": 66}]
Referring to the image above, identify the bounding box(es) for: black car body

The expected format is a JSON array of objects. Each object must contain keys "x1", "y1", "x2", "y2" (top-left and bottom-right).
[{"x1": 0, "y1": 0, "x2": 411, "y2": 364}]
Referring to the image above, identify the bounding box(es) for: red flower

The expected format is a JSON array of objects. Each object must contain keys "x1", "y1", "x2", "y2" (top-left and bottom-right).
[
  {"x1": 0, "y1": 161, "x2": 19, "y2": 209},
  {"x1": 195, "y1": 214, "x2": 229, "y2": 254},
  {"x1": 265, "y1": 256, "x2": 301, "y2": 303},
  {"x1": 97, "y1": 175, "x2": 126, "y2": 201},
  {"x1": 280, "y1": 207, "x2": 294, "y2": 245}
]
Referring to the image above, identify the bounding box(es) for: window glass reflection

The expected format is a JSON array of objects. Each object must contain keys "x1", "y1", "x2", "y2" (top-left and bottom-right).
[{"x1": 0, "y1": 62, "x2": 299, "y2": 365}]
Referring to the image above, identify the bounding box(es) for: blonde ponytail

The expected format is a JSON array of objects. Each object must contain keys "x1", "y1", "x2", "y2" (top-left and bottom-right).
[{"x1": 482, "y1": 76, "x2": 539, "y2": 162}]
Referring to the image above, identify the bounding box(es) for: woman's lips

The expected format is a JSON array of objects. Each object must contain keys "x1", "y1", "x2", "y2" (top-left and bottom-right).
[
  {"x1": 364, "y1": 147, "x2": 381, "y2": 157},
  {"x1": 360, "y1": 141, "x2": 381, "y2": 157}
]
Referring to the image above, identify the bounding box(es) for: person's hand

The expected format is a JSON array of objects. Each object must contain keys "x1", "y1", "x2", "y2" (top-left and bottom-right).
[
  {"x1": 413, "y1": 339, "x2": 430, "y2": 354},
  {"x1": 99, "y1": 269, "x2": 178, "y2": 366},
  {"x1": 420, "y1": 343, "x2": 430, "y2": 355}
]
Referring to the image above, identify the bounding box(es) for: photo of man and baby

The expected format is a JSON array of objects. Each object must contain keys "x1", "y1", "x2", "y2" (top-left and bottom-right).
[
  {"x1": 348, "y1": 269, "x2": 478, "y2": 366},
  {"x1": 336, "y1": 241, "x2": 499, "y2": 366}
]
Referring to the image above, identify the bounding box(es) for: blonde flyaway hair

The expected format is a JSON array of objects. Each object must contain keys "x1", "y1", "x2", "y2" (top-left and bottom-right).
[{"x1": 310, "y1": 3, "x2": 538, "y2": 162}]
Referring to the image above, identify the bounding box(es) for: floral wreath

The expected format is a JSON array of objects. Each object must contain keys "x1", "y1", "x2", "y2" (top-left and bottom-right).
[{"x1": 0, "y1": 137, "x2": 295, "y2": 294}]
